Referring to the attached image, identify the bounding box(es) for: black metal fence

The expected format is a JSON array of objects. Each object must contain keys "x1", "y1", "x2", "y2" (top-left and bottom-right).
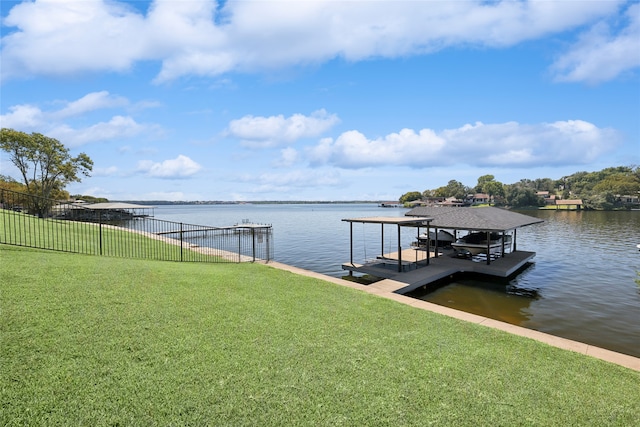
[{"x1": 0, "y1": 189, "x2": 273, "y2": 263}]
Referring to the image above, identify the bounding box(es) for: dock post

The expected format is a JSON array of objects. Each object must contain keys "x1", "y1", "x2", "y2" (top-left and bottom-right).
[
  {"x1": 485, "y1": 231, "x2": 491, "y2": 265},
  {"x1": 381, "y1": 223, "x2": 384, "y2": 260},
  {"x1": 350, "y1": 222, "x2": 354, "y2": 265},
  {"x1": 397, "y1": 223, "x2": 402, "y2": 272},
  {"x1": 426, "y1": 225, "x2": 430, "y2": 265}
]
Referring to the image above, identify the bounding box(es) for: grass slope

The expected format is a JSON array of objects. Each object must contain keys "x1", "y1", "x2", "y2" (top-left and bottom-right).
[
  {"x1": 2, "y1": 245, "x2": 639, "y2": 426},
  {"x1": 0, "y1": 210, "x2": 223, "y2": 262}
]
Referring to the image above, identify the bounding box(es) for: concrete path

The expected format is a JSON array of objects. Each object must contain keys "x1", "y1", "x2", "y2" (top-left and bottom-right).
[{"x1": 267, "y1": 261, "x2": 640, "y2": 372}]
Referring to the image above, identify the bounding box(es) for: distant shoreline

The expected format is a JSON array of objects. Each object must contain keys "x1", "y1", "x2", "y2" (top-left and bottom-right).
[
  {"x1": 115, "y1": 200, "x2": 388, "y2": 206},
  {"x1": 114, "y1": 200, "x2": 640, "y2": 211}
]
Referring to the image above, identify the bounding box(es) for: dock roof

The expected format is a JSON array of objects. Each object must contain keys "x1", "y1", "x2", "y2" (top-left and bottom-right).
[
  {"x1": 342, "y1": 216, "x2": 432, "y2": 225},
  {"x1": 85, "y1": 202, "x2": 154, "y2": 210},
  {"x1": 405, "y1": 206, "x2": 543, "y2": 231}
]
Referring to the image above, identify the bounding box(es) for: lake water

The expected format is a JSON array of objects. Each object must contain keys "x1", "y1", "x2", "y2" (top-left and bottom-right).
[{"x1": 154, "y1": 204, "x2": 640, "y2": 358}]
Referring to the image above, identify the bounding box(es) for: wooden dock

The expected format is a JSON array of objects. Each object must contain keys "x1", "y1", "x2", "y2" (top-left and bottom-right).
[
  {"x1": 155, "y1": 223, "x2": 271, "y2": 236},
  {"x1": 155, "y1": 227, "x2": 220, "y2": 235},
  {"x1": 342, "y1": 249, "x2": 536, "y2": 295}
]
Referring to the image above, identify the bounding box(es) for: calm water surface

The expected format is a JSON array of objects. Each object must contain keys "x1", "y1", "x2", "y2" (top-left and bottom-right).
[{"x1": 155, "y1": 204, "x2": 640, "y2": 358}]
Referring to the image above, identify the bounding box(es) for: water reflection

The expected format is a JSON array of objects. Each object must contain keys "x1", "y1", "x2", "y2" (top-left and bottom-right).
[
  {"x1": 411, "y1": 210, "x2": 640, "y2": 358},
  {"x1": 414, "y1": 278, "x2": 538, "y2": 325}
]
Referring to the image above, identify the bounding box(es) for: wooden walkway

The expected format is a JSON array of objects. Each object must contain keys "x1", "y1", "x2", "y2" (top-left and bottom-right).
[
  {"x1": 155, "y1": 227, "x2": 220, "y2": 236},
  {"x1": 155, "y1": 224, "x2": 271, "y2": 236},
  {"x1": 343, "y1": 250, "x2": 536, "y2": 294}
]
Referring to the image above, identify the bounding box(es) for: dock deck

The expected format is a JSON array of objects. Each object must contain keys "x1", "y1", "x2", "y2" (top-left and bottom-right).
[{"x1": 342, "y1": 249, "x2": 536, "y2": 294}]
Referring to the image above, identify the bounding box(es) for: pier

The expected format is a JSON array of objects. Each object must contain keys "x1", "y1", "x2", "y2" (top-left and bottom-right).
[
  {"x1": 155, "y1": 226, "x2": 221, "y2": 235},
  {"x1": 154, "y1": 223, "x2": 270, "y2": 236},
  {"x1": 343, "y1": 249, "x2": 536, "y2": 294}
]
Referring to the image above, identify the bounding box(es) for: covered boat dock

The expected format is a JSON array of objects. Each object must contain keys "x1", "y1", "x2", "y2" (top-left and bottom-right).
[
  {"x1": 342, "y1": 216, "x2": 433, "y2": 273},
  {"x1": 405, "y1": 206, "x2": 543, "y2": 261},
  {"x1": 342, "y1": 207, "x2": 544, "y2": 294},
  {"x1": 52, "y1": 201, "x2": 154, "y2": 221}
]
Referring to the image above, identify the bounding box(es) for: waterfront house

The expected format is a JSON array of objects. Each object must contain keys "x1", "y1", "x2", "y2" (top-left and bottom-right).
[{"x1": 470, "y1": 193, "x2": 490, "y2": 205}]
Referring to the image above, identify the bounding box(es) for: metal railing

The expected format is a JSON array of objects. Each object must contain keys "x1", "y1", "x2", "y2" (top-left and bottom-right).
[{"x1": 0, "y1": 189, "x2": 273, "y2": 263}]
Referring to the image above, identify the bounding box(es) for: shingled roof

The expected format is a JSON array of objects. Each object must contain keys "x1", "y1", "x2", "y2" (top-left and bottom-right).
[
  {"x1": 405, "y1": 206, "x2": 543, "y2": 231},
  {"x1": 85, "y1": 202, "x2": 154, "y2": 210}
]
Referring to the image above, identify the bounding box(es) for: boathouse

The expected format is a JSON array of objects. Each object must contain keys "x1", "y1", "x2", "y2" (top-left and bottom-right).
[
  {"x1": 342, "y1": 207, "x2": 544, "y2": 294},
  {"x1": 404, "y1": 206, "x2": 544, "y2": 254},
  {"x1": 555, "y1": 199, "x2": 583, "y2": 210},
  {"x1": 54, "y1": 202, "x2": 154, "y2": 221}
]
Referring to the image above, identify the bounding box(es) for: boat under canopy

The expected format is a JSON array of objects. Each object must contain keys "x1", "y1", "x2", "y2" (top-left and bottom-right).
[
  {"x1": 341, "y1": 207, "x2": 543, "y2": 292},
  {"x1": 405, "y1": 206, "x2": 543, "y2": 256},
  {"x1": 450, "y1": 231, "x2": 513, "y2": 256}
]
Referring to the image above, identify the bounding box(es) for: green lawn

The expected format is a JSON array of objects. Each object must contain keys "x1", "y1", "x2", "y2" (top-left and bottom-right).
[
  {"x1": 0, "y1": 209, "x2": 224, "y2": 262},
  {"x1": 2, "y1": 245, "x2": 639, "y2": 426}
]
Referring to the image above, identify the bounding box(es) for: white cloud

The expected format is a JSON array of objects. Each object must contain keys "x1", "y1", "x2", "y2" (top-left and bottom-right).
[
  {"x1": 0, "y1": 104, "x2": 44, "y2": 129},
  {"x1": 551, "y1": 3, "x2": 640, "y2": 84},
  {"x1": 140, "y1": 191, "x2": 198, "y2": 201},
  {"x1": 1, "y1": 0, "x2": 147, "y2": 80},
  {"x1": 308, "y1": 120, "x2": 619, "y2": 169},
  {"x1": 0, "y1": 91, "x2": 129, "y2": 130},
  {"x1": 234, "y1": 169, "x2": 341, "y2": 193},
  {"x1": 0, "y1": 92, "x2": 162, "y2": 147},
  {"x1": 226, "y1": 109, "x2": 340, "y2": 148},
  {"x1": 1, "y1": 0, "x2": 633, "y2": 84},
  {"x1": 50, "y1": 116, "x2": 160, "y2": 147},
  {"x1": 273, "y1": 147, "x2": 300, "y2": 167},
  {"x1": 92, "y1": 190, "x2": 201, "y2": 201},
  {"x1": 137, "y1": 155, "x2": 202, "y2": 178},
  {"x1": 92, "y1": 166, "x2": 119, "y2": 177},
  {"x1": 308, "y1": 128, "x2": 445, "y2": 168},
  {"x1": 52, "y1": 91, "x2": 129, "y2": 119},
  {"x1": 78, "y1": 187, "x2": 113, "y2": 199}
]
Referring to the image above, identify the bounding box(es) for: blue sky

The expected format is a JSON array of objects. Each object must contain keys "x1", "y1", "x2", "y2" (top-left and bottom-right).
[{"x1": 1, "y1": 0, "x2": 638, "y2": 201}]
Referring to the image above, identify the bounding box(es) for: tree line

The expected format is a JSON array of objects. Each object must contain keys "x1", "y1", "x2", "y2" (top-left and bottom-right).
[{"x1": 399, "y1": 167, "x2": 640, "y2": 210}]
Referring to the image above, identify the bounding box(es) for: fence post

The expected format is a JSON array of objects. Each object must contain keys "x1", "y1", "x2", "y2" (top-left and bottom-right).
[
  {"x1": 267, "y1": 228, "x2": 271, "y2": 261},
  {"x1": 180, "y1": 222, "x2": 183, "y2": 262},
  {"x1": 99, "y1": 210, "x2": 103, "y2": 256},
  {"x1": 252, "y1": 227, "x2": 256, "y2": 262}
]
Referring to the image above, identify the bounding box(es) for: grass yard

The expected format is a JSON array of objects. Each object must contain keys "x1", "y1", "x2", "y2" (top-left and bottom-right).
[
  {"x1": 2, "y1": 245, "x2": 639, "y2": 426},
  {"x1": 0, "y1": 209, "x2": 225, "y2": 262}
]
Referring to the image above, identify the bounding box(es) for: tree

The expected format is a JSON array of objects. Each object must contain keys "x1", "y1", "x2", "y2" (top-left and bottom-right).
[
  {"x1": 72, "y1": 194, "x2": 109, "y2": 203},
  {"x1": 473, "y1": 174, "x2": 504, "y2": 204},
  {"x1": 475, "y1": 174, "x2": 495, "y2": 193},
  {"x1": 534, "y1": 178, "x2": 555, "y2": 192},
  {"x1": 593, "y1": 173, "x2": 640, "y2": 196},
  {"x1": 428, "y1": 180, "x2": 470, "y2": 199},
  {"x1": 483, "y1": 180, "x2": 505, "y2": 200},
  {"x1": 0, "y1": 128, "x2": 93, "y2": 214},
  {"x1": 0, "y1": 174, "x2": 25, "y2": 193},
  {"x1": 422, "y1": 189, "x2": 435, "y2": 198},
  {"x1": 399, "y1": 191, "x2": 422, "y2": 204},
  {"x1": 505, "y1": 184, "x2": 542, "y2": 208},
  {"x1": 444, "y1": 180, "x2": 469, "y2": 200}
]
